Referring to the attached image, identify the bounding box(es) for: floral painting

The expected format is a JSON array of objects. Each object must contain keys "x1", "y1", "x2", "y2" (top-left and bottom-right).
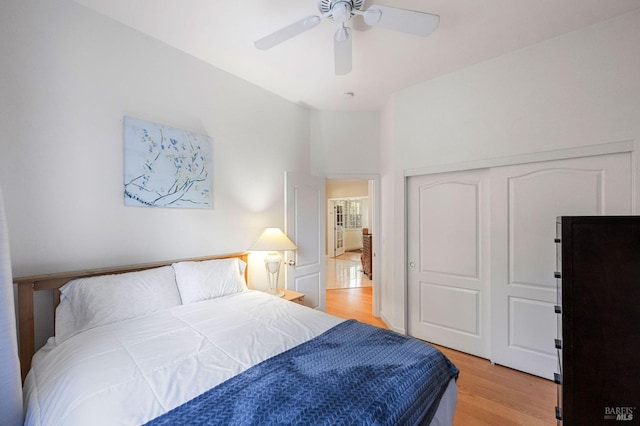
[{"x1": 124, "y1": 116, "x2": 213, "y2": 208}]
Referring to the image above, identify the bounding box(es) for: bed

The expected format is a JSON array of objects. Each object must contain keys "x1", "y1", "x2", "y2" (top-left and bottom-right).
[{"x1": 15, "y1": 252, "x2": 459, "y2": 425}]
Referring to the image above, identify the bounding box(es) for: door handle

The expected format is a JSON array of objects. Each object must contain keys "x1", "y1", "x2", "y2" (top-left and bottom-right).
[
  {"x1": 288, "y1": 259, "x2": 296, "y2": 266},
  {"x1": 409, "y1": 261, "x2": 416, "y2": 268}
]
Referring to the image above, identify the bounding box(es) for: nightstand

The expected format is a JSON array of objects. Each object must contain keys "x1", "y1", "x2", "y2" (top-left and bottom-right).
[{"x1": 280, "y1": 288, "x2": 305, "y2": 305}]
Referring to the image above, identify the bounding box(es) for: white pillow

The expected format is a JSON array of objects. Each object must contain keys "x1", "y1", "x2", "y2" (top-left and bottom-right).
[
  {"x1": 55, "y1": 266, "x2": 181, "y2": 343},
  {"x1": 172, "y1": 258, "x2": 247, "y2": 304}
]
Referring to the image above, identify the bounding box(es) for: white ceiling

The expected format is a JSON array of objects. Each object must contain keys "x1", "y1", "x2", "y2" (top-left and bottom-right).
[{"x1": 73, "y1": 0, "x2": 640, "y2": 111}]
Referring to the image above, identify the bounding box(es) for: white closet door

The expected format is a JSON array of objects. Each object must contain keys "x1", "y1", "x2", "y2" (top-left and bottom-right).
[
  {"x1": 407, "y1": 169, "x2": 491, "y2": 358},
  {"x1": 490, "y1": 152, "x2": 632, "y2": 379}
]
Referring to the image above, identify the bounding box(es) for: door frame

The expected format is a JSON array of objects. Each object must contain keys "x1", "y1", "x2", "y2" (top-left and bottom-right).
[
  {"x1": 326, "y1": 174, "x2": 381, "y2": 318},
  {"x1": 404, "y1": 140, "x2": 635, "y2": 178}
]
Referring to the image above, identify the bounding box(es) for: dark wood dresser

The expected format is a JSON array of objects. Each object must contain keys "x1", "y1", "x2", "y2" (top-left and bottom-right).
[
  {"x1": 555, "y1": 216, "x2": 640, "y2": 424},
  {"x1": 361, "y1": 232, "x2": 372, "y2": 279}
]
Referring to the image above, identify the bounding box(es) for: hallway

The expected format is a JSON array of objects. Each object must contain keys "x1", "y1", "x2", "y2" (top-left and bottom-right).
[
  {"x1": 325, "y1": 250, "x2": 372, "y2": 289},
  {"x1": 325, "y1": 247, "x2": 381, "y2": 325}
]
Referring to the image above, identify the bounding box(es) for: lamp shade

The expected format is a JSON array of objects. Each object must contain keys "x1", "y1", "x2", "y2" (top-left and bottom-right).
[{"x1": 249, "y1": 228, "x2": 297, "y2": 251}]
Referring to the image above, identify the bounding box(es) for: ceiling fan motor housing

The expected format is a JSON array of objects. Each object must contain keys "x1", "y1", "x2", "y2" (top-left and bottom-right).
[{"x1": 319, "y1": 0, "x2": 365, "y2": 19}]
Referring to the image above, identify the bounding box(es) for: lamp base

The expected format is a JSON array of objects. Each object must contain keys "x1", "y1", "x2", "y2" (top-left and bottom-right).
[
  {"x1": 264, "y1": 252, "x2": 284, "y2": 297},
  {"x1": 265, "y1": 288, "x2": 285, "y2": 298}
]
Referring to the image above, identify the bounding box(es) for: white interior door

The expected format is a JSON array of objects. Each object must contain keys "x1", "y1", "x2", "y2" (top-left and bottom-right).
[
  {"x1": 327, "y1": 200, "x2": 346, "y2": 257},
  {"x1": 285, "y1": 171, "x2": 326, "y2": 311},
  {"x1": 490, "y1": 152, "x2": 632, "y2": 379},
  {"x1": 334, "y1": 201, "x2": 345, "y2": 257},
  {"x1": 407, "y1": 169, "x2": 491, "y2": 359},
  {"x1": 327, "y1": 202, "x2": 336, "y2": 257}
]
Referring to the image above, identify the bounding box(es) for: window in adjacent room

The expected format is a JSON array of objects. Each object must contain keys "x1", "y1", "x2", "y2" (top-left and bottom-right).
[{"x1": 347, "y1": 199, "x2": 363, "y2": 229}]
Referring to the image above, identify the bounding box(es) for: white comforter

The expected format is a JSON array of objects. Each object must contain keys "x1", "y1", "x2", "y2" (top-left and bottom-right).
[{"x1": 23, "y1": 290, "x2": 343, "y2": 426}]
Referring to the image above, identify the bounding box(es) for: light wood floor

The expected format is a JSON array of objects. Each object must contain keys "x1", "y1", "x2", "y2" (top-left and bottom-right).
[
  {"x1": 326, "y1": 287, "x2": 557, "y2": 426},
  {"x1": 326, "y1": 252, "x2": 372, "y2": 289}
]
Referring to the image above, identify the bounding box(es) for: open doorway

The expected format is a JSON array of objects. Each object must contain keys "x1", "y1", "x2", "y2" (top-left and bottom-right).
[
  {"x1": 324, "y1": 177, "x2": 379, "y2": 317},
  {"x1": 326, "y1": 195, "x2": 371, "y2": 289}
]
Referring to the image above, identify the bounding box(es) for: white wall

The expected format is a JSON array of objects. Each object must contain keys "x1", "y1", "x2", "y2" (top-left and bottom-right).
[
  {"x1": 326, "y1": 179, "x2": 369, "y2": 199},
  {"x1": 310, "y1": 110, "x2": 380, "y2": 176},
  {"x1": 379, "y1": 10, "x2": 640, "y2": 332},
  {"x1": 379, "y1": 98, "x2": 404, "y2": 330},
  {"x1": 0, "y1": 0, "x2": 310, "y2": 287}
]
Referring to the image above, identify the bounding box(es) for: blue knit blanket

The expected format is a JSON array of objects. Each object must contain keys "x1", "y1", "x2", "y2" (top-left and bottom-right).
[{"x1": 146, "y1": 320, "x2": 459, "y2": 426}]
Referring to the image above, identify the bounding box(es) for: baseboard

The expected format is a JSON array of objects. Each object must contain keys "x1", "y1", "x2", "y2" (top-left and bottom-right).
[{"x1": 379, "y1": 311, "x2": 406, "y2": 335}]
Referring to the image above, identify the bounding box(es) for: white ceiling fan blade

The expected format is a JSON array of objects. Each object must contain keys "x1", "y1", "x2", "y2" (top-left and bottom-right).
[
  {"x1": 351, "y1": 14, "x2": 371, "y2": 32},
  {"x1": 352, "y1": 0, "x2": 373, "y2": 32},
  {"x1": 254, "y1": 16, "x2": 321, "y2": 50},
  {"x1": 364, "y1": 5, "x2": 439, "y2": 37},
  {"x1": 334, "y1": 26, "x2": 352, "y2": 75}
]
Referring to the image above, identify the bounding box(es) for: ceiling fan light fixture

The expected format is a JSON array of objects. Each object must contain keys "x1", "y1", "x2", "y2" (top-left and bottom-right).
[{"x1": 331, "y1": 2, "x2": 353, "y2": 23}]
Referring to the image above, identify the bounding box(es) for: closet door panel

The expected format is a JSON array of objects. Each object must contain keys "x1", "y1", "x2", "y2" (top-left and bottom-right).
[
  {"x1": 419, "y1": 283, "x2": 479, "y2": 335},
  {"x1": 418, "y1": 182, "x2": 479, "y2": 278},
  {"x1": 509, "y1": 169, "x2": 601, "y2": 289},
  {"x1": 491, "y1": 152, "x2": 632, "y2": 379},
  {"x1": 408, "y1": 169, "x2": 490, "y2": 358}
]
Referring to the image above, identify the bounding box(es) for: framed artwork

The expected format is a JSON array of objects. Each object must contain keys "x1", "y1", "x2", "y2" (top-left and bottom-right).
[{"x1": 123, "y1": 116, "x2": 213, "y2": 208}]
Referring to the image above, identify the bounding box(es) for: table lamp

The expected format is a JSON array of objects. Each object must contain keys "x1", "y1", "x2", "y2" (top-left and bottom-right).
[{"x1": 249, "y1": 228, "x2": 297, "y2": 297}]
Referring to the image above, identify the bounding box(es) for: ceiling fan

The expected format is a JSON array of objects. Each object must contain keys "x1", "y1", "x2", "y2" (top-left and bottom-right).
[{"x1": 254, "y1": 0, "x2": 440, "y2": 75}]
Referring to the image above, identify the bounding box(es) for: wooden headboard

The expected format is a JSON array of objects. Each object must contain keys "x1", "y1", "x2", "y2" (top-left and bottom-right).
[{"x1": 13, "y1": 252, "x2": 249, "y2": 382}]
